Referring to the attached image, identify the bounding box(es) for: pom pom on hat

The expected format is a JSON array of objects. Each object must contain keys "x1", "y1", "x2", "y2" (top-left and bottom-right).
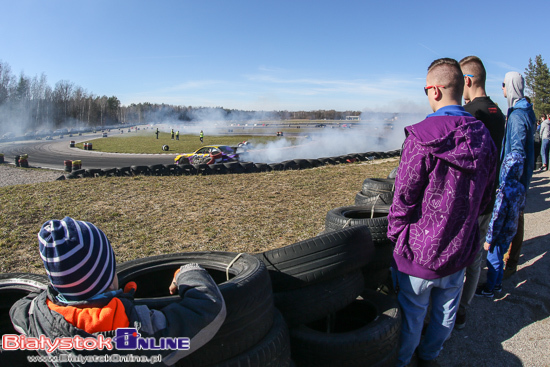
[{"x1": 38, "y1": 217, "x2": 116, "y2": 302}]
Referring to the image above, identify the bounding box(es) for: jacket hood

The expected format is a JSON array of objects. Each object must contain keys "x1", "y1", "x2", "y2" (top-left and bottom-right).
[
  {"x1": 405, "y1": 115, "x2": 490, "y2": 173},
  {"x1": 505, "y1": 71, "x2": 525, "y2": 109}
]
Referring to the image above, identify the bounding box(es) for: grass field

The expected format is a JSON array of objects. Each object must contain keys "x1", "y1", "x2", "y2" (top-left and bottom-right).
[
  {"x1": 77, "y1": 133, "x2": 299, "y2": 154},
  {"x1": 0, "y1": 158, "x2": 398, "y2": 274}
]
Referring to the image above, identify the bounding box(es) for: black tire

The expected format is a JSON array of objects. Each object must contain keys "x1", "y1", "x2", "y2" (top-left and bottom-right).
[
  {"x1": 318, "y1": 157, "x2": 335, "y2": 165},
  {"x1": 281, "y1": 160, "x2": 299, "y2": 170},
  {"x1": 102, "y1": 167, "x2": 118, "y2": 177},
  {"x1": 324, "y1": 204, "x2": 391, "y2": 246},
  {"x1": 118, "y1": 166, "x2": 132, "y2": 176},
  {"x1": 162, "y1": 144, "x2": 169, "y2": 151},
  {"x1": 194, "y1": 163, "x2": 211, "y2": 175},
  {"x1": 254, "y1": 163, "x2": 270, "y2": 172},
  {"x1": 205, "y1": 309, "x2": 291, "y2": 367},
  {"x1": 306, "y1": 159, "x2": 322, "y2": 167},
  {"x1": 180, "y1": 163, "x2": 197, "y2": 175},
  {"x1": 355, "y1": 191, "x2": 394, "y2": 206},
  {"x1": 116, "y1": 252, "x2": 274, "y2": 366},
  {"x1": 164, "y1": 164, "x2": 181, "y2": 175},
  {"x1": 255, "y1": 225, "x2": 374, "y2": 291},
  {"x1": 240, "y1": 161, "x2": 255, "y2": 173},
  {"x1": 210, "y1": 163, "x2": 228, "y2": 174},
  {"x1": 293, "y1": 159, "x2": 312, "y2": 169},
  {"x1": 0, "y1": 273, "x2": 49, "y2": 367},
  {"x1": 85, "y1": 168, "x2": 102, "y2": 177},
  {"x1": 361, "y1": 178, "x2": 395, "y2": 195},
  {"x1": 224, "y1": 161, "x2": 245, "y2": 174},
  {"x1": 148, "y1": 164, "x2": 166, "y2": 176},
  {"x1": 268, "y1": 163, "x2": 283, "y2": 171},
  {"x1": 274, "y1": 271, "x2": 364, "y2": 327},
  {"x1": 289, "y1": 290, "x2": 401, "y2": 367},
  {"x1": 131, "y1": 165, "x2": 150, "y2": 175}
]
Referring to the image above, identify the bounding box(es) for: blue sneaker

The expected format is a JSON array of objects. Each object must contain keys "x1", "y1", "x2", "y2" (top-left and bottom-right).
[
  {"x1": 494, "y1": 284, "x2": 502, "y2": 292},
  {"x1": 475, "y1": 286, "x2": 494, "y2": 298}
]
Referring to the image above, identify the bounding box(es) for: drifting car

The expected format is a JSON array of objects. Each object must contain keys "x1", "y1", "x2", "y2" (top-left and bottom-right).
[{"x1": 174, "y1": 145, "x2": 239, "y2": 165}]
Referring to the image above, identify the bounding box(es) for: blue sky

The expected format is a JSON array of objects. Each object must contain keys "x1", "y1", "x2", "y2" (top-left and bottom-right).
[{"x1": 1, "y1": 0, "x2": 548, "y2": 113}]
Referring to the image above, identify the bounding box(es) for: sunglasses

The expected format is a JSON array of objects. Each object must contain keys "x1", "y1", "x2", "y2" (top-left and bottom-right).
[
  {"x1": 424, "y1": 85, "x2": 445, "y2": 96},
  {"x1": 502, "y1": 82, "x2": 506, "y2": 88},
  {"x1": 464, "y1": 74, "x2": 474, "y2": 78}
]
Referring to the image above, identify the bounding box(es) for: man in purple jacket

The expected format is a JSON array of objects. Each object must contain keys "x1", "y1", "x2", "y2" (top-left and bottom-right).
[{"x1": 388, "y1": 58, "x2": 497, "y2": 366}]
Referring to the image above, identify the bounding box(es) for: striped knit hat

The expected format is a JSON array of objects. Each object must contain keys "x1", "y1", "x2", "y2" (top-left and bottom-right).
[{"x1": 38, "y1": 217, "x2": 116, "y2": 302}]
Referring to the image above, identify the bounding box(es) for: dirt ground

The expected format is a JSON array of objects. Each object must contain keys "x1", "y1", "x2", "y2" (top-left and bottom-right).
[{"x1": 438, "y1": 169, "x2": 550, "y2": 366}]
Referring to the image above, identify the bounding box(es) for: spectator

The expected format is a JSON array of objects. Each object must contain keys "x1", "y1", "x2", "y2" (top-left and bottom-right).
[
  {"x1": 539, "y1": 115, "x2": 550, "y2": 171},
  {"x1": 455, "y1": 56, "x2": 506, "y2": 329},
  {"x1": 10, "y1": 217, "x2": 226, "y2": 365},
  {"x1": 500, "y1": 71, "x2": 536, "y2": 279},
  {"x1": 388, "y1": 58, "x2": 497, "y2": 366},
  {"x1": 476, "y1": 152, "x2": 526, "y2": 297},
  {"x1": 200, "y1": 130, "x2": 204, "y2": 143}
]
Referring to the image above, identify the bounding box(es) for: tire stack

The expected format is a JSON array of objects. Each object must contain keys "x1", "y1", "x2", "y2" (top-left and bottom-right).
[
  {"x1": 117, "y1": 252, "x2": 292, "y2": 367},
  {"x1": 326, "y1": 174, "x2": 398, "y2": 292},
  {"x1": 0, "y1": 273, "x2": 49, "y2": 366},
  {"x1": 254, "y1": 226, "x2": 401, "y2": 367}
]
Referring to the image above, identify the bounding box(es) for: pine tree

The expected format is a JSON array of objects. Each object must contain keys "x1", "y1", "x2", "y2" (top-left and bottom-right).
[{"x1": 524, "y1": 55, "x2": 550, "y2": 117}]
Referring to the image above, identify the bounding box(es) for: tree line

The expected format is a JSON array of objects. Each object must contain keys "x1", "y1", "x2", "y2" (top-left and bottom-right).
[{"x1": 2, "y1": 55, "x2": 547, "y2": 133}]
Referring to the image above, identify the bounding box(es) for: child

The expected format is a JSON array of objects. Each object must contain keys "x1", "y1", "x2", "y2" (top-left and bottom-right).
[
  {"x1": 10, "y1": 217, "x2": 226, "y2": 365},
  {"x1": 476, "y1": 152, "x2": 526, "y2": 297}
]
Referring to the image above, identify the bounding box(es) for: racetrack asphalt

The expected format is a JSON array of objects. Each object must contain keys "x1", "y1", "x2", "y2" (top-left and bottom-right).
[
  {"x1": 0, "y1": 133, "x2": 177, "y2": 170},
  {"x1": 437, "y1": 168, "x2": 550, "y2": 367}
]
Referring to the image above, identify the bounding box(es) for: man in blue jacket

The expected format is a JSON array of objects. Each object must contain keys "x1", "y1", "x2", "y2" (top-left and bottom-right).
[{"x1": 500, "y1": 72, "x2": 536, "y2": 278}]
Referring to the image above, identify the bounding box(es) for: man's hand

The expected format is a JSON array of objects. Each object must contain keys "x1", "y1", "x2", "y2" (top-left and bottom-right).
[{"x1": 484, "y1": 242, "x2": 491, "y2": 251}]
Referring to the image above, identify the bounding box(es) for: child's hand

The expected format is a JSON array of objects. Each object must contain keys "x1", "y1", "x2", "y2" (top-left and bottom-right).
[
  {"x1": 484, "y1": 242, "x2": 491, "y2": 251},
  {"x1": 169, "y1": 280, "x2": 178, "y2": 295},
  {"x1": 169, "y1": 268, "x2": 182, "y2": 295}
]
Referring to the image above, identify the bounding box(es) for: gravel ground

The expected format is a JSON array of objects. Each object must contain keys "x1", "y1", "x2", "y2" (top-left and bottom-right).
[
  {"x1": 0, "y1": 164, "x2": 65, "y2": 187},
  {"x1": 1, "y1": 162, "x2": 549, "y2": 366},
  {"x1": 438, "y1": 169, "x2": 550, "y2": 367}
]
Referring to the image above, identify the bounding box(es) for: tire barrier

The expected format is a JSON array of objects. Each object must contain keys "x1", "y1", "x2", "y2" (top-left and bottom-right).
[
  {"x1": 289, "y1": 290, "x2": 401, "y2": 367},
  {"x1": 58, "y1": 149, "x2": 401, "y2": 181},
  {"x1": 116, "y1": 252, "x2": 276, "y2": 366},
  {"x1": 64, "y1": 160, "x2": 72, "y2": 173},
  {"x1": 254, "y1": 225, "x2": 374, "y2": 291},
  {"x1": 162, "y1": 144, "x2": 169, "y2": 151},
  {"x1": 69, "y1": 141, "x2": 75, "y2": 148},
  {"x1": 0, "y1": 273, "x2": 49, "y2": 366},
  {"x1": 325, "y1": 204, "x2": 394, "y2": 292}
]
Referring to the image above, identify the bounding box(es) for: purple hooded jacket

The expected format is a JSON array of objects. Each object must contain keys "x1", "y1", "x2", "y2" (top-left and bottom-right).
[{"x1": 388, "y1": 114, "x2": 497, "y2": 279}]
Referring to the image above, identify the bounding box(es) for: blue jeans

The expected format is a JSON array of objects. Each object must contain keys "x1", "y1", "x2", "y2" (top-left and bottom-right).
[
  {"x1": 393, "y1": 268, "x2": 465, "y2": 366},
  {"x1": 486, "y1": 242, "x2": 510, "y2": 291},
  {"x1": 541, "y1": 139, "x2": 549, "y2": 167}
]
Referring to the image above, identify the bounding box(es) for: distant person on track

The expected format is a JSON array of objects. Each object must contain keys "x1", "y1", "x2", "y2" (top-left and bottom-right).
[
  {"x1": 171, "y1": 129, "x2": 175, "y2": 140},
  {"x1": 200, "y1": 130, "x2": 204, "y2": 143},
  {"x1": 455, "y1": 56, "x2": 506, "y2": 329},
  {"x1": 387, "y1": 58, "x2": 497, "y2": 366},
  {"x1": 155, "y1": 127, "x2": 159, "y2": 139},
  {"x1": 499, "y1": 71, "x2": 536, "y2": 279},
  {"x1": 10, "y1": 217, "x2": 226, "y2": 364},
  {"x1": 176, "y1": 130, "x2": 180, "y2": 140}
]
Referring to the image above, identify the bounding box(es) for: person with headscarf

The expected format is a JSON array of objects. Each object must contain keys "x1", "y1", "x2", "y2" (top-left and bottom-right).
[{"x1": 500, "y1": 71, "x2": 536, "y2": 279}]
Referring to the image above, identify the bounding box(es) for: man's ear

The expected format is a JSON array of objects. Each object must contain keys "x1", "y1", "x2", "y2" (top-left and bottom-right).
[{"x1": 434, "y1": 86, "x2": 443, "y2": 101}]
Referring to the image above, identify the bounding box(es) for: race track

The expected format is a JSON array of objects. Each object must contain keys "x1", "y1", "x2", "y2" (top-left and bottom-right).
[{"x1": 0, "y1": 134, "x2": 176, "y2": 170}]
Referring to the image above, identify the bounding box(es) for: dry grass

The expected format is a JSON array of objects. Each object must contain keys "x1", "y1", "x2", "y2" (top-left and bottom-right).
[{"x1": 0, "y1": 158, "x2": 398, "y2": 274}]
